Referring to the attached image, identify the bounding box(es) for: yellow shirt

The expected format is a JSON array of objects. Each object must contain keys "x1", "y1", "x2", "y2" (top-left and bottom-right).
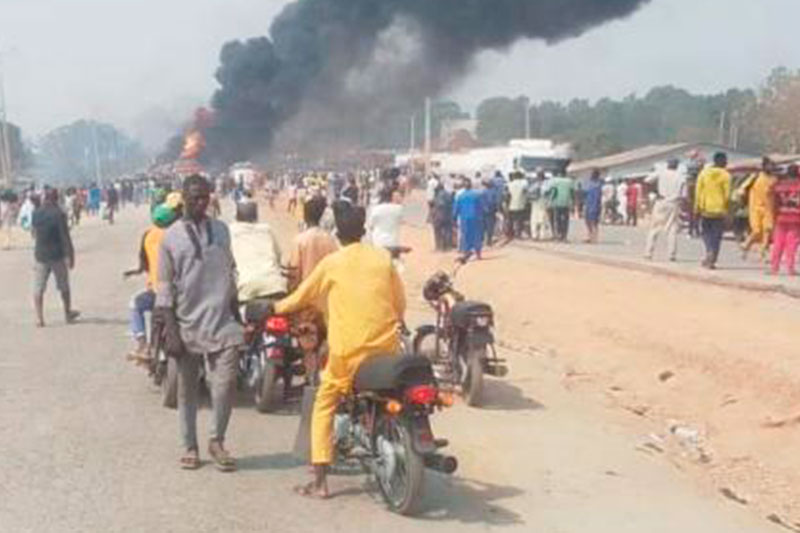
[
  {"x1": 749, "y1": 172, "x2": 777, "y2": 213},
  {"x1": 143, "y1": 227, "x2": 165, "y2": 289},
  {"x1": 275, "y1": 242, "x2": 406, "y2": 358},
  {"x1": 695, "y1": 167, "x2": 731, "y2": 218}
]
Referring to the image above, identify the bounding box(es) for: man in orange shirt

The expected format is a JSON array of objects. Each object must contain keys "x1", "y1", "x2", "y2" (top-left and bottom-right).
[
  {"x1": 287, "y1": 196, "x2": 339, "y2": 376},
  {"x1": 123, "y1": 202, "x2": 181, "y2": 361},
  {"x1": 741, "y1": 157, "x2": 777, "y2": 261},
  {"x1": 288, "y1": 196, "x2": 338, "y2": 289}
]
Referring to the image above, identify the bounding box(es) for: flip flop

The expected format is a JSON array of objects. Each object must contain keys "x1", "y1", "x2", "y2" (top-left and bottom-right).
[
  {"x1": 180, "y1": 453, "x2": 201, "y2": 470},
  {"x1": 208, "y1": 442, "x2": 237, "y2": 472}
]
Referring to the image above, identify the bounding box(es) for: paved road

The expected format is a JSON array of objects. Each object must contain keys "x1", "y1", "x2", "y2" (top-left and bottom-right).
[
  {"x1": 405, "y1": 195, "x2": 800, "y2": 292},
  {"x1": 0, "y1": 206, "x2": 774, "y2": 532}
]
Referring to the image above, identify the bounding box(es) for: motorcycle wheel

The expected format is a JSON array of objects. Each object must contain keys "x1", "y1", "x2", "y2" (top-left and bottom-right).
[
  {"x1": 255, "y1": 359, "x2": 279, "y2": 413},
  {"x1": 374, "y1": 415, "x2": 425, "y2": 516},
  {"x1": 162, "y1": 357, "x2": 178, "y2": 409},
  {"x1": 464, "y1": 346, "x2": 485, "y2": 407}
]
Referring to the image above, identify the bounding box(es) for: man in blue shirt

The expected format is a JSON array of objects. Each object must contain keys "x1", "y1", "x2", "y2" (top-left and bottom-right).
[{"x1": 453, "y1": 177, "x2": 485, "y2": 259}]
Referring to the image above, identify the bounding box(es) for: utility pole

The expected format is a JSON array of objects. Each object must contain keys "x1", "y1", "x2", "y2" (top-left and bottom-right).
[
  {"x1": 718, "y1": 110, "x2": 727, "y2": 147},
  {"x1": 0, "y1": 51, "x2": 12, "y2": 188},
  {"x1": 424, "y1": 98, "x2": 431, "y2": 180},
  {"x1": 523, "y1": 97, "x2": 531, "y2": 139},
  {"x1": 91, "y1": 121, "x2": 102, "y2": 185},
  {"x1": 409, "y1": 114, "x2": 416, "y2": 153}
]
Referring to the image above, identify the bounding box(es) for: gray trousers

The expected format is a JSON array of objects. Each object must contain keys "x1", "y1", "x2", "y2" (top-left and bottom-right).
[{"x1": 178, "y1": 346, "x2": 239, "y2": 451}]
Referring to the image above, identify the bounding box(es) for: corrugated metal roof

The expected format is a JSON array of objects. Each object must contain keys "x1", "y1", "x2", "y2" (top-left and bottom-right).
[
  {"x1": 728, "y1": 154, "x2": 800, "y2": 172},
  {"x1": 568, "y1": 143, "x2": 690, "y2": 173}
]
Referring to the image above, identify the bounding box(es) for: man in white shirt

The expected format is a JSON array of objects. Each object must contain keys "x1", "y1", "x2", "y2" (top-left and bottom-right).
[
  {"x1": 616, "y1": 181, "x2": 628, "y2": 221},
  {"x1": 229, "y1": 199, "x2": 287, "y2": 302},
  {"x1": 425, "y1": 175, "x2": 440, "y2": 223},
  {"x1": 507, "y1": 171, "x2": 528, "y2": 238},
  {"x1": 367, "y1": 188, "x2": 404, "y2": 248},
  {"x1": 644, "y1": 159, "x2": 686, "y2": 261}
]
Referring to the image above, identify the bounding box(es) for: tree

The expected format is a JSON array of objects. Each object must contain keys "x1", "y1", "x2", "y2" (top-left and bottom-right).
[
  {"x1": 476, "y1": 96, "x2": 528, "y2": 145},
  {"x1": 476, "y1": 85, "x2": 762, "y2": 159},
  {"x1": 753, "y1": 67, "x2": 800, "y2": 153},
  {"x1": 37, "y1": 120, "x2": 147, "y2": 185}
]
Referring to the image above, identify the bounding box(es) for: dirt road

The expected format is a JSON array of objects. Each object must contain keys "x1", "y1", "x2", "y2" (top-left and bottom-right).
[{"x1": 0, "y1": 202, "x2": 780, "y2": 532}]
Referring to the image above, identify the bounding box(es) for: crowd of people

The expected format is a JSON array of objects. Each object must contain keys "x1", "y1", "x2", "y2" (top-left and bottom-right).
[
  {"x1": 11, "y1": 148, "x2": 800, "y2": 501},
  {"x1": 422, "y1": 152, "x2": 800, "y2": 276},
  {"x1": 110, "y1": 167, "x2": 410, "y2": 488}
]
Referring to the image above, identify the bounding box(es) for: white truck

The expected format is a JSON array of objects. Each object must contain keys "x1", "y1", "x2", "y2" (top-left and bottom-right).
[{"x1": 397, "y1": 139, "x2": 572, "y2": 180}]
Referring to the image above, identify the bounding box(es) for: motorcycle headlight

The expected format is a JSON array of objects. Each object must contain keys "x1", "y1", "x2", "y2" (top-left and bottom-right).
[{"x1": 474, "y1": 315, "x2": 491, "y2": 328}]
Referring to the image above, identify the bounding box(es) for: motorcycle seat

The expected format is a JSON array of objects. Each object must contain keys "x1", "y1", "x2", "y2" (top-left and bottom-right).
[
  {"x1": 450, "y1": 301, "x2": 493, "y2": 327},
  {"x1": 243, "y1": 295, "x2": 287, "y2": 324},
  {"x1": 354, "y1": 355, "x2": 434, "y2": 392}
]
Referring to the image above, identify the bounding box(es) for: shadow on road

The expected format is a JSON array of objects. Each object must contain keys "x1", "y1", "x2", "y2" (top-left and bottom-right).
[
  {"x1": 237, "y1": 452, "x2": 304, "y2": 471},
  {"x1": 480, "y1": 379, "x2": 545, "y2": 411},
  {"x1": 418, "y1": 474, "x2": 525, "y2": 526},
  {"x1": 78, "y1": 316, "x2": 129, "y2": 326}
]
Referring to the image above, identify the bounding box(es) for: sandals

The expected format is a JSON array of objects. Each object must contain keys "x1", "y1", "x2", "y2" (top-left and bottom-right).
[
  {"x1": 180, "y1": 450, "x2": 201, "y2": 470},
  {"x1": 208, "y1": 440, "x2": 236, "y2": 472}
]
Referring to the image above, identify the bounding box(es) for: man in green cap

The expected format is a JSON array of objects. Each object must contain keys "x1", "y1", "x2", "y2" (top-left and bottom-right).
[{"x1": 123, "y1": 201, "x2": 181, "y2": 362}]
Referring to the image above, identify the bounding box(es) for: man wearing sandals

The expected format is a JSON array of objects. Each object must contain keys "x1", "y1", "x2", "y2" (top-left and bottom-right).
[{"x1": 155, "y1": 175, "x2": 243, "y2": 471}]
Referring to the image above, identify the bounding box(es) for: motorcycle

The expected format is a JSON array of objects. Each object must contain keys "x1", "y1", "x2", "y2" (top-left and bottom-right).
[
  {"x1": 332, "y1": 351, "x2": 457, "y2": 515},
  {"x1": 240, "y1": 298, "x2": 305, "y2": 413},
  {"x1": 153, "y1": 299, "x2": 307, "y2": 413},
  {"x1": 414, "y1": 257, "x2": 508, "y2": 407}
]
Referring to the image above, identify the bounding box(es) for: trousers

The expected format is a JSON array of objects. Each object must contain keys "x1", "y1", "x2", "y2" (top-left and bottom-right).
[
  {"x1": 433, "y1": 222, "x2": 453, "y2": 251},
  {"x1": 129, "y1": 289, "x2": 155, "y2": 339},
  {"x1": 553, "y1": 207, "x2": 570, "y2": 241},
  {"x1": 484, "y1": 211, "x2": 497, "y2": 245},
  {"x1": 645, "y1": 200, "x2": 680, "y2": 259},
  {"x1": 177, "y1": 346, "x2": 239, "y2": 450},
  {"x1": 770, "y1": 222, "x2": 800, "y2": 274},
  {"x1": 311, "y1": 346, "x2": 397, "y2": 465},
  {"x1": 701, "y1": 217, "x2": 725, "y2": 265},
  {"x1": 530, "y1": 202, "x2": 550, "y2": 240}
]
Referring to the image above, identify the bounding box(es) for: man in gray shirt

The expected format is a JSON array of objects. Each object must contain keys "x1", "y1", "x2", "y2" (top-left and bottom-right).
[{"x1": 156, "y1": 175, "x2": 243, "y2": 471}]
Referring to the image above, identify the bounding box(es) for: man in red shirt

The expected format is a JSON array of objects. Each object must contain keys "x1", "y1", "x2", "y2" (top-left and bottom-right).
[
  {"x1": 626, "y1": 181, "x2": 640, "y2": 226},
  {"x1": 770, "y1": 164, "x2": 800, "y2": 276}
]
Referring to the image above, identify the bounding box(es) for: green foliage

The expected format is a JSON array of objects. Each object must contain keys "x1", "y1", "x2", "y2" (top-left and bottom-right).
[
  {"x1": 752, "y1": 67, "x2": 800, "y2": 153},
  {"x1": 474, "y1": 86, "x2": 761, "y2": 158}
]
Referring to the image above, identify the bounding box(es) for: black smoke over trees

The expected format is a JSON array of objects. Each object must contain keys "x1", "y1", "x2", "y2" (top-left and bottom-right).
[{"x1": 201, "y1": 0, "x2": 650, "y2": 165}]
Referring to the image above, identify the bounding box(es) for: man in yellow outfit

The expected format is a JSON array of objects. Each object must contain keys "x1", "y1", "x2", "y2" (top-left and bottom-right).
[
  {"x1": 740, "y1": 157, "x2": 777, "y2": 261},
  {"x1": 274, "y1": 201, "x2": 406, "y2": 499},
  {"x1": 695, "y1": 152, "x2": 732, "y2": 269}
]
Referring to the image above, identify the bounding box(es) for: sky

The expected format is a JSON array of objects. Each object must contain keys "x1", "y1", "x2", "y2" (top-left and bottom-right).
[{"x1": 1, "y1": 0, "x2": 798, "y2": 149}]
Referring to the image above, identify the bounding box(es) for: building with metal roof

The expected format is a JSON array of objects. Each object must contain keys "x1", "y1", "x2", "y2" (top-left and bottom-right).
[{"x1": 568, "y1": 142, "x2": 758, "y2": 181}]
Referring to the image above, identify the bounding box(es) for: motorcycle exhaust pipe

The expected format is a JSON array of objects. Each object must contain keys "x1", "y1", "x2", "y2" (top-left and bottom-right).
[{"x1": 424, "y1": 453, "x2": 458, "y2": 474}]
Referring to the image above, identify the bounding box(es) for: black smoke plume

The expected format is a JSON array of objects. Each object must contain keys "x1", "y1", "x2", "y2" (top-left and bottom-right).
[{"x1": 205, "y1": 0, "x2": 651, "y2": 165}]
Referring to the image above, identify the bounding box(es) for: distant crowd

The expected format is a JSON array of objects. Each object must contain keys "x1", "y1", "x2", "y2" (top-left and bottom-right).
[{"x1": 422, "y1": 152, "x2": 800, "y2": 276}]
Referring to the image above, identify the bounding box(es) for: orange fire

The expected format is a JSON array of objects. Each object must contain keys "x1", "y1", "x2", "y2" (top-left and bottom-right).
[
  {"x1": 179, "y1": 107, "x2": 214, "y2": 160},
  {"x1": 180, "y1": 131, "x2": 205, "y2": 160}
]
